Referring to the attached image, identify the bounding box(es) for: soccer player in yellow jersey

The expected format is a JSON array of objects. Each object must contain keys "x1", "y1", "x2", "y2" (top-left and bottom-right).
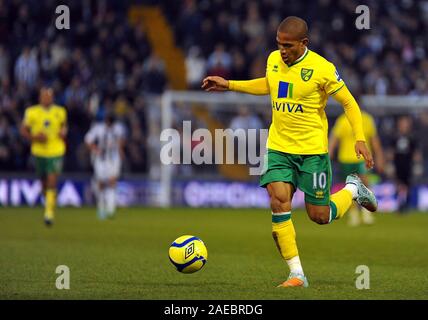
[
  {"x1": 202, "y1": 16, "x2": 378, "y2": 287},
  {"x1": 21, "y1": 87, "x2": 67, "y2": 227},
  {"x1": 329, "y1": 111, "x2": 385, "y2": 226}
]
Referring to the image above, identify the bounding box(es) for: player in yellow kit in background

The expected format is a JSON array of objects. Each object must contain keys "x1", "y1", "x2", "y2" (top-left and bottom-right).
[
  {"x1": 329, "y1": 110, "x2": 385, "y2": 226},
  {"x1": 21, "y1": 87, "x2": 67, "y2": 227},
  {"x1": 202, "y1": 16, "x2": 378, "y2": 287}
]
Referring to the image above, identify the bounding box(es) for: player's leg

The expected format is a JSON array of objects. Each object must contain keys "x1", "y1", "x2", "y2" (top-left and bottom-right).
[
  {"x1": 301, "y1": 154, "x2": 353, "y2": 224},
  {"x1": 260, "y1": 150, "x2": 307, "y2": 287},
  {"x1": 303, "y1": 155, "x2": 377, "y2": 224},
  {"x1": 34, "y1": 155, "x2": 47, "y2": 206},
  {"x1": 396, "y1": 167, "x2": 411, "y2": 213},
  {"x1": 347, "y1": 203, "x2": 361, "y2": 226},
  {"x1": 340, "y1": 162, "x2": 364, "y2": 226},
  {"x1": 359, "y1": 173, "x2": 374, "y2": 225},
  {"x1": 267, "y1": 182, "x2": 308, "y2": 287},
  {"x1": 396, "y1": 182, "x2": 409, "y2": 213},
  {"x1": 105, "y1": 177, "x2": 118, "y2": 218},
  {"x1": 268, "y1": 182, "x2": 297, "y2": 263},
  {"x1": 94, "y1": 158, "x2": 107, "y2": 219},
  {"x1": 44, "y1": 172, "x2": 57, "y2": 225},
  {"x1": 43, "y1": 156, "x2": 63, "y2": 225},
  {"x1": 97, "y1": 180, "x2": 108, "y2": 219},
  {"x1": 104, "y1": 158, "x2": 121, "y2": 218}
]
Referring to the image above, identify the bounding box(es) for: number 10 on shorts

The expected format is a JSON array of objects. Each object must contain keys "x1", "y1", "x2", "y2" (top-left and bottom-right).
[{"x1": 313, "y1": 172, "x2": 327, "y2": 189}]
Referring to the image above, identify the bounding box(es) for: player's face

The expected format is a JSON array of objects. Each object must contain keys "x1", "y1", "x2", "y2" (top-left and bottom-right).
[
  {"x1": 40, "y1": 88, "x2": 54, "y2": 107},
  {"x1": 276, "y1": 31, "x2": 308, "y2": 65},
  {"x1": 398, "y1": 117, "x2": 411, "y2": 134}
]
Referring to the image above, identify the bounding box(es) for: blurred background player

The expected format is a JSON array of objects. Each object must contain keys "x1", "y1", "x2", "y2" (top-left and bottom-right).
[
  {"x1": 387, "y1": 115, "x2": 422, "y2": 213},
  {"x1": 329, "y1": 109, "x2": 385, "y2": 226},
  {"x1": 20, "y1": 87, "x2": 67, "y2": 226},
  {"x1": 85, "y1": 113, "x2": 125, "y2": 219}
]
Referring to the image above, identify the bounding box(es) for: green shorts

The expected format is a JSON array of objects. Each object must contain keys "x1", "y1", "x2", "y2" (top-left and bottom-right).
[
  {"x1": 259, "y1": 149, "x2": 332, "y2": 205},
  {"x1": 34, "y1": 156, "x2": 64, "y2": 177},
  {"x1": 339, "y1": 161, "x2": 367, "y2": 181}
]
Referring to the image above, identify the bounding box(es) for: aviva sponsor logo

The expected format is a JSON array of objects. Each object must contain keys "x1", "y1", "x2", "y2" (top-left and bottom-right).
[
  {"x1": 277, "y1": 81, "x2": 293, "y2": 98},
  {"x1": 272, "y1": 102, "x2": 303, "y2": 113}
]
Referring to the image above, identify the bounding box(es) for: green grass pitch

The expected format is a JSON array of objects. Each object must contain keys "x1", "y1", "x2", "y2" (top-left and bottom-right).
[{"x1": 1, "y1": 207, "x2": 428, "y2": 299}]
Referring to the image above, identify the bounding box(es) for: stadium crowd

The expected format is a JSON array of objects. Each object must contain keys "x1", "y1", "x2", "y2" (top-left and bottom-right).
[
  {"x1": 166, "y1": 0, "x2": 428, "y2": 96},
  {"x1": 0, "y1": 0, "x2": 157, "y2": 173},
  {"x1": 0, "y1": 0, "x2": 427, "y2": 186}
]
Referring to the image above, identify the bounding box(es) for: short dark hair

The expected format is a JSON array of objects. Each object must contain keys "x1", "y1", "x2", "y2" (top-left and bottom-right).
[{"x1": 278, "y1": 16, "x2": 308, "y2": 40}]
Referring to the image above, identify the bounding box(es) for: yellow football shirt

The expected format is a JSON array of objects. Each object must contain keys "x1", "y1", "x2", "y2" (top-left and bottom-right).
[
  {"x1": 265, "y1": 49, "x2": 345, "y2": 155},
  {"x1": 332, "y1": 111, "x2": 377, "y2": 163},
  {"x1": 23, "y1": 104, "x2": 67, "y2": 157}
]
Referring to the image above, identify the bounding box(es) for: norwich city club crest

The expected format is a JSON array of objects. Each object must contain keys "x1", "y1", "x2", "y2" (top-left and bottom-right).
[{"x1": 301, "y1": 68, "x2": 313, "y2": 81}]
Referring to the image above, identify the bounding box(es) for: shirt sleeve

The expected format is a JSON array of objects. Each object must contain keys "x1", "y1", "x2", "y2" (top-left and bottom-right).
[
  {"x1": 23, "y1": 108, "x2": 33, "y2": 127},
  {"x1": 366, "y1": 115, "x2": 377, "y2": 139},
  {"x1": 323, "y1": 62, "x2": 345, "y2": 96},
  {"x1": 332, "y1": 85, "x2": 366, "y2": 142},
  {"x1": 84, "y1": 126, "x2": 97, "y2": 145},
  {"x1": 228, "y1": 78, "x2": 269, "y2": 95},
  {"x1": 117, "y1": 123, "x2": 126, "y2": 139}
]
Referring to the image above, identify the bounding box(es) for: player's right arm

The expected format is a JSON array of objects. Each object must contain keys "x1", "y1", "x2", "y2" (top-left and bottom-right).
[
  {"x1": 20, "y1": 108, "x2": 47, "y2": 143},
  {"x1": 58, "y1": 108, "x2": 68, "y2": 141},
  {"x1": 201, "y1": 76, "x2": 269, "y2": 95},
  {"x1": 84, "y1": 126, "x2": 100, "y2": 156}
]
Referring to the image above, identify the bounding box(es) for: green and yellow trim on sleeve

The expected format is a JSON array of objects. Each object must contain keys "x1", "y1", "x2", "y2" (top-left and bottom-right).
[{"x1": 330, "y1": 83, "x2": 345, "y2": 96}]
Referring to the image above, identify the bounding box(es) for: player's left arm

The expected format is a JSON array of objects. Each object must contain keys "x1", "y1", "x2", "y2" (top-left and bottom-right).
[
  {"x1": 331, "y1": 86, "x2": 374, "y2": 169},
  {"x1": 59, "y1": 108, "x2": 68, "y2": 140},
  {"x1": 323, "y1": 63, "x2": 373, "y2": 168}
]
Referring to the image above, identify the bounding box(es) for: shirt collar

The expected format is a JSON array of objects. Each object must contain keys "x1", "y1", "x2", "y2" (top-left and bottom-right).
[{"x1": 288, "y1": 47, "x2": 308, "y2": 67}]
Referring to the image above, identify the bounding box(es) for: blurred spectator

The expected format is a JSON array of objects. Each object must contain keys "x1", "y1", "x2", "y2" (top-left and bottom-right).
[
  {"x1": 416, "y1": 111, "x2": 428, "y2": 176},
  {"x1": 207, "y1": 44, "x2": 232, "y2": 78},
  {"x1": 243, "y1": 2, "x2": 265, "y2": 39},
  {"x1": 64, "y1": 76, "x2": 87, "y2": 109},
  {"x1": 0, "y1": 45, "x2": 9, "y2": 81},
  {"x1": 141, "y1": 53, "x2": 167, "y2": 94},
  {"x1": 14, "y1": 46, "x2": 39, "y2": 88},
  {"x1": 230, "y1": 106, "x2": 263, "y2": 132},
  {"x1": 185, "y1": 46, "x2": 206, "y2": 89},
  {"x1": 162, "y1": 0, "x2": 428, "y2": 96},
  {"x1": 0, "y1": 116, "x2": 12, "y2": 169},
  {"x1": 230, "y1": 106, "x2": 264, "y2": 165}
]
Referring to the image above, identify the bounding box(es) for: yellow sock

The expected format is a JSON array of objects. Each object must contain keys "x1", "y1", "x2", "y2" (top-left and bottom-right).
[
  {"x1": 348, "y1": 203, "x2": 361, "y2": 226},
  {"x1": 330, "y1": 189, "x2": 353, "y2": 220},
  {"x1": 45, "y1": 189, "x2": 56, "y2": 220},
  {"x1": 272, "y1": 214, "x2": 298, "y2": 260}
]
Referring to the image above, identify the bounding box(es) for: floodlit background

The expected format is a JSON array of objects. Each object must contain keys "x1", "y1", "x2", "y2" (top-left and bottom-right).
[{"x1": 0, "y1": 0, "x2": 427, "y2": 299}]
